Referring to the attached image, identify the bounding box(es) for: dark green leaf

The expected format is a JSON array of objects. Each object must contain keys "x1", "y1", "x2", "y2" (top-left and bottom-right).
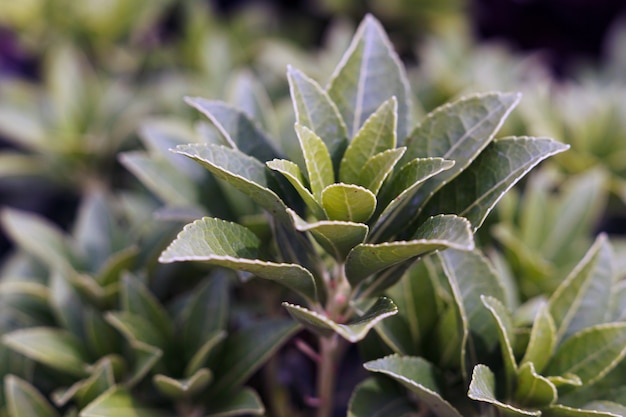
[
  {"x1": 5, "y1": 375, "x2": 60, "y2": 417},
  {"x1": 153, "y1": 368, "x2": 212, "y2": 400},
  {"x1": 206, "y1": 388, "x2": 264, "y2": 417},
  {"x1": 121, "y1": 274, "x2": 173, "y2": 340},
  {"x1": 347, "y1": 378, "x2": 416, "y2": 417}
]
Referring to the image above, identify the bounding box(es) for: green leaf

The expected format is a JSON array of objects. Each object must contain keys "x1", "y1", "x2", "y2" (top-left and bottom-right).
[
  {"x1": 358, "y1": 148, "x2": 406, "y2": 195},
  {"x1": 364, "y1": 355, "x2": 463, "y2": 417},
  {"x1": 283, "y1": 297, "x2": 397, "y2": 342},
  {"x1": 288, "y1": 209, "x2": 368, "y2": 260},
  {"x1": 423, "y1": 137, "x2": 570, "y2": 230},
  {"x1": 80, "y1": 387, "x2": 169, "y2": 417},
  {"x1": 159, "y1": 217, "x2": 318, "y2": 303},
  {"x1": 328, "y1": 14, "x2": 411, "y2": 140},
  {"x1": 266, "y1": 159, "x2": 325, "y2": 218},
  {"x1": 542, "y1": 404, "x2": 620, "y2": 417},
  {"x1": 52, "y1": 358, "x2": 115, "y2": 408},
  {"x1": 226, "y1": 70, "x2": 276, "y2": 136},
  {"x1": 1, "y1": 209, "x2": 82, "y2": 271},
  {"x1": 321, "y1": 183, "x2": 376, "y2": 223},
  {"x1": 481, "y1": 295, "x2": 517, "y2": 394},
  {"x1": 206, "y1": 388, "x2": 264, "y2": 417},
  {"x1": 515, "y1": 362, "x2": 557, "y2": 408},
  {"x1": 521, "y1": 304, "x2": 556, "y2": 374},
  {"x1": 121, "y1": 274, "x2": 173, "y2": 340},
  {"x1": 295, "y1": 124, "x2": 334, "y2": 201},
  {"x1": 583, "y1": 402, "x2": 626, "y2": 416},
  {"x1": 126, "y1": 343, "x2": 162, "y2": 389},
  {"x1": 340, "y1": 97, "x2": 397, "y2": 184},
  {"x1": 210, "y1": 319, "x2": 299, "y2": 396},
  {"x1": 438, "y1": 249, "x2": 506, "y2": 376},
  {"x1": 371, "y1": 158, "x2": 455, "y2": 241},
  {"x1": 5, "y1": 375, "x2": 60, "y2": 417},
  {"x1": 185, "y1": 331, "x2": 226, "y2": 378},
  {"x1": 0, "y1": 153, "x2": 43, "y2": 177},
  {"x1": 468, "y1": 365, "x2": 541, "y2": 416},
  {"x1": 549, "y1": 234, "x2": 614, "y2": 342},
  {"x1": 347, "y1": 378, "x2": 416, "y2": 417},
  {"x1": 173, "y1": 144, "x2": 289, "y2": 223},
  {"x1": 287, "y1": 66, "x2": 348, "y2": 168},
  {"x1": 2, "y1": 327, "x2": 89, "y2": 377},
  {"x1": 346, "y1": 215, "x2": 473, "y2": 287},
  {"x1": 153, "y1": 368, "x2": 212, "y2": 400},
  {"x1": 105, "y1": 312, "x2": 165, "y2": 349},
  {"x1": 185, "y1": 98, "x2": 279, "y2": 162},
  {"x1": 397, "y1": 92, "x2": 521, "y2": 230},
  {"x1": 545, "y1": 323, "x2": 626, "y2": 386}
]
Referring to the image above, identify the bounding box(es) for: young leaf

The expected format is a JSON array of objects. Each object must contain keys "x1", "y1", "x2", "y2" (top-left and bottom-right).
[
  {"x1": 295, "y1": 124, "x2": 334, "y2": 201},
  {"x1": 288, "y1": 209, "x2": 368, "y2": 260},
  {"x1": 287, "y1": 66, "x2": 348, "y2": 168},
  {"x1": 2, "y1": 327, "x2": 89, "y2": 377},
  {"x1": 121, "y1": 274, "x2": 173, "y2": 340},
  {"x1": 327, "y1": 14, "x2": 411, "y2": 140},
  {"x1": 358, "y1": 147, "x2": 406, "y2": 194},
  {"x1": 153, "y1": 368, "x2": 212, "y2": 400},
  {"x1": 339, "y1": 97, "x2": 397, "y2": 184},
  {"x1": 5, "y1": 375, "x2": 60, "y2": 417},
  {"x1": 126, "y1": 343, "x2": 163, "y2": 389},
  {"x1": 481, "y1": 295, "x2": 517, "y2": 393},
  {"x1": 438, "y1": 249, "x2": 506, "y2": 376},
  {"x1": 105, "y1": 311, "x2": 166, "y2": 349},
  {"x1": 185, "y1": 98, "x2": 279, "y2": 162},
  {"x1": 548, "y1": 234, "x2": 614, "y2": 342},
  {"x1": 80, "y1": 386, "x2": 169, "y2": 417},
  {"x1": 185, "y1": 331, "x2": 226, "y2": 378},
  {"x1": 266, "y1": 159, "x2": 325, "y2": 218},
  {"x1": 545, "y1": 323, "x2": 626, "y2": 386},
  {"x1": 52, "y1": 358, "x2": 115, "y2": 408},
  {"x1": 283, "y1": 297, "x2": 397, "y2": 342},
  {"x1": 515, "y1": 362, "x2": 557, "y2": 408},
  {"x1": 468, "y1": 364, "x2": 541, "y2": 416},
  {"x1": 226, "y1": 70, "x2": 276, "y2": 136},
  {"x1": 521, "y1": 304, "x2": 557, "y2": 374},
  {"x1": 206, "y1": 388, "x2": 264, "y2": 417},
  {"x1": 422, "y1": 137, "x2": 570, "y2": 230},
  {"x1": 209, "y1": 319, "x2": 299, "y2": 396},
  {"x1": 348, "y1": 378, "x2": 416, "y2": 417},
  {"x1": 173, "y1": 144, "x2": 290, "y2": 223},
  {"x1": 159, "y1": 217, "x2": 318, "y2": 303},
  {"x1": 346, "y1": 215, "x2": 473, "y2": 286},
  {"x1": 364, "y1": 355, "x2": 463, "y2": 417},
  {"x1": 321, "y1": 183, "x2": 377, "y2": 223}
]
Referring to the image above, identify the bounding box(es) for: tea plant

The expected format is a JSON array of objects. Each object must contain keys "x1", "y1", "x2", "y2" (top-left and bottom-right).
[{"x1": 156, "y1": 14, "x2": 566, "y2": 416}]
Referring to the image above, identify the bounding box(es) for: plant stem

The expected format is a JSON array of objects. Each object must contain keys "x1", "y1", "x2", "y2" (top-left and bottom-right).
[{"x1": 316, "y1": 334, "x2": 341, "y2": 417}]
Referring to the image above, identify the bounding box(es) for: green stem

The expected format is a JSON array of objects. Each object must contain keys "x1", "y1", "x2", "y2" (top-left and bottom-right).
[{"x1": 316, "y1": 334, "x2": 346, "y2": 417}]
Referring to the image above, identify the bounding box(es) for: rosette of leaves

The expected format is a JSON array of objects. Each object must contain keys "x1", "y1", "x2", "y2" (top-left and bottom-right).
[
  {"x1": 156, "y1": 14, "x2": 566, "y2": 416},
  {"x1": 0, "y1": 193, "x2": 298, "y2": 416},
  {"x1": 356, "y1": 234, "x2": 626, "y2": 417}
]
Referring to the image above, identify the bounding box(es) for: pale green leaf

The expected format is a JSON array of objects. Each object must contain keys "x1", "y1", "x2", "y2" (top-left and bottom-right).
[
  {"x1": 287, "y1": 66, "x2": 348, "y2": 168},
  {"x1": 0, "y1": 153, "x2": 44, "y2": 177},
  {"x1": 396, "y1": 92, "x2": 521, "y2": 230},
  {"x1": 288, "y1": 209, "x2": 368, "y2": 260},
  {"x1": 545, "y1": 323, "x2": 626, "y2": 386},
  {"x1": 521, "y1": 304, "x2": 556, "y2": 374},
  {"x1": 347, "y1": 378, "x2": 416, "y2": 417},
  {"x1": 583, "y1": 402, "x2": 626, "y2": 416},
  {"x1": 5, "y1": 375, "x2": 60, "y2": 417},
  {"x1": 173, "y1": 144, "x2": 289, "y2": 223},
  {"x1": 1, "y1": 209, "x2": 82, "y2": 271},
  {"x1": 0, "y1": 106, "x2": 46, "y2": 149},
  {"x1": 515, "y1": 362, "x2": 557, "y2": 408},
  {"x1": 423, "y1": 137, "x2": 569, "y2": 230},
  {"x1": 340, "y1": 97, "x2": 397, "y2": 184},
  {"x1": 321, "y1": 183, "x2": 376, "y2": 223},
  {"x1": 80, "y1": 387, "x2": 169, "y2": 417},
  {"x1": 2, "y1": 327, "x2": 89, "y2": 377},
  {"x1": 358, "y1": 148, "x2": 406, "y2": 194},
  {"x1": 481, "y1": 295, "x2": 517, "y2": 393},
  {"x1": 159, "y1": 217, "x2": 318, "y2": 303},
  {"x1": 46, "y1": 45, "x2": 85, "y2": 136},
  {"x1": 295, "y1": 124, "x2": 334, "y2": 201},
  {"x1": 542, "y1": 404, "x2": 620, "y2": 417},
  {"x1": 548, "y1": 234, "x2": 614, "y2": 342},
  {"x1": 364, "y1": 355, "x2": 463, "y2": 417},
  {"x1": 206, "y1": 388, "x2": 264, "y2": 417},
  {"x1": 438, "y1": 249, "x2": 506, "y2": 377},
  {"x1": 328, "y1": 15, "x2": 411, "y2": 140},
  {"x1": 185, "y1": 98, "x2": 279, "y2": 162},
  {"x1": 468, "y1": 365, "x2": 541, "y2": 416},
  {"x1": 266, "y1": 159, "x2": 325, "y2": 218},
  {"x1": 227, "y1": 70, "x2": 276, "y2": 136},
  {"x1": 153, "y1": 368, "x2": 212, "y2": 400},
  {"x1": 210, "y1": 319, "x2": 299, "y2": 396},
  {"x1": 371, "y1": 158, "x2": 455, "y2": 241},
  {"x1": 346, "y1": 215, "x2": 473, "y2": 286},
  {"x1": 121, "y1": 274, "x2": 173, "y2": 340},
  {"x1": 283, "y1": 297, "x2": 397, "y2": 342},
  {"x1": 546, "y1": 374, "x2": 582, "y2": 389}
]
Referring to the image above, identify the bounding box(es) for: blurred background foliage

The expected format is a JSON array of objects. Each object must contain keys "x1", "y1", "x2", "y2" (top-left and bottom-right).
[{"x1": 1, "y1": 0, "x2": 626, "y2": 415}]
